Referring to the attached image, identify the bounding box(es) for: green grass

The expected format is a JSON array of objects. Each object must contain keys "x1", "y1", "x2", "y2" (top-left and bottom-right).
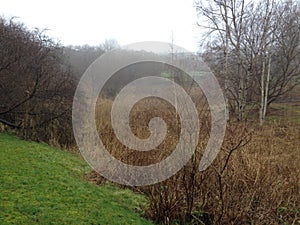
[
  {"x1": 267, "y1": 102, "x2": 300, "y2": 124},
  {"x1": 0, "y1": 133, "x2": 153, "y2": 225}
]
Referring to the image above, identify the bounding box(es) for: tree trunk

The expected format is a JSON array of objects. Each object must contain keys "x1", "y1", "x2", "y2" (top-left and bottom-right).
[{"x1": 259, "y1": 55, "x2": 266, "y2": 126}]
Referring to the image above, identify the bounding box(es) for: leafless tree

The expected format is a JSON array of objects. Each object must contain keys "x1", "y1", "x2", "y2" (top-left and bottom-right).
[
  {"x1": 196, "y1": 0, "x2": 251, "y2": 121},
  {"x1": 101, "y1": 38, "x2": 120, "y2": 52},
  {"x1": 196, "y1": 0, "x2": 300, "y2": 123},
  {"x1": 0, "y1": 17, "x2": 75, "y2": 145}
]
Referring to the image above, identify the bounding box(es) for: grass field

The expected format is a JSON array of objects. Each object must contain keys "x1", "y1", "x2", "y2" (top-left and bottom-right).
[
  {"x1": 267, "y1": 102, "x2": 300, "y2": 124},
  {"x1": 0, "y1": 133, "x2": 153, "y2": 225}
]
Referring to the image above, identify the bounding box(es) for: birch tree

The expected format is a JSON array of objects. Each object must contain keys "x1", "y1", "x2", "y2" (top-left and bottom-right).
[
  {"x1": 243, "y1": 0, "x2": 300, "y2": 124},
  {"x1": 197, "y1": 0, "x2": 300, "y2": 123},
  {"x1": 196, "y1": 0, "x2": 250, "y2": 121}
]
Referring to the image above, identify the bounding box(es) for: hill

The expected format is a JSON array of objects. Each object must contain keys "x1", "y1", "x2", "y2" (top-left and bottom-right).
[{"x1": 0, "y1": 133, "x2": 153, "y2": 225}]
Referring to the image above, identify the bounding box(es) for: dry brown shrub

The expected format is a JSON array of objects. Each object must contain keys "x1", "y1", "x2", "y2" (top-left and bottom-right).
[{"x1": 89, "y1": 95, "x2": 299, "y2": 225}]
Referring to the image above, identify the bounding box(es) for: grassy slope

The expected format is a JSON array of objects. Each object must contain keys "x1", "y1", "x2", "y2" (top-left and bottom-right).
[{"x1": 0, "y1": 133, "x2": 153, "y2": 225}]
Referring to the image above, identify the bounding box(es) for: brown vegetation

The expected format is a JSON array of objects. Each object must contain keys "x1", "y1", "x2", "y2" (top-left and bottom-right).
[
  {"x1": 0, "y1": 17, "x2": 75, "y2": 147},
  {"x1": 88, "y1": 95, "x2": 300, "y2": 225},
  {"x1": 1, "y1": 11, "x2": 299, "y2": 225}
]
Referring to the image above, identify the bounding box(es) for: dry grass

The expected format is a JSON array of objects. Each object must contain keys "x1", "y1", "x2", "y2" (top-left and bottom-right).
[
  {"x1": 215, "y1": 122, "x2": 300, "y2": 224},
  {"x1": 89, "y1": 93, "x2": 300, "y2": 225}
]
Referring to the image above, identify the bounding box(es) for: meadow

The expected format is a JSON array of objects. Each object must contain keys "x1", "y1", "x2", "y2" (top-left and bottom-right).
[{"x1": 0, "y1": 133, "x2": 153, "y2": 225}]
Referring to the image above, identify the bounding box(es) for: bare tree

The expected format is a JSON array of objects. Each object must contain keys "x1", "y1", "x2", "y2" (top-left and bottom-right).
[
  {"x1": 196, "y1": 0, "x2": 251, "y2": 121},
  {"x1": 101, "y1": 38, "x2": 120, "y2": 52},
  {"x1": 0, "y1": 17, "x2": 75, "y2": 145},
  {"x1": 242, "y1": 0, "x2": 300, "y2": 124},
  {"x1": 267, "y1": 0, "x2": 300, "y2": 104},
  {"x1": 197, "y1": 0, "x2": 300, "y2": 123}
]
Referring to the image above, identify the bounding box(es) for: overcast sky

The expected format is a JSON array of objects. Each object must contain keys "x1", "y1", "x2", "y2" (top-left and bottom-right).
[{"x1": 0, "y1": 0, "x2": 202, "y2": 52}]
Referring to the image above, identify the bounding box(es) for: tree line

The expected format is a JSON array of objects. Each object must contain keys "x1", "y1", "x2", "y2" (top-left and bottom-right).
[
  {"x1": 0, "y1": 17, "x2": 118, "y2": 146},
  {"x1": 1, "y1": 0, "x2": 299, "y2": 146}
]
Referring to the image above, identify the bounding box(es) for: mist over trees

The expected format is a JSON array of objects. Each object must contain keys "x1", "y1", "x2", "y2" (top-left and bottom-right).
[
  {"x1": 0, "y1": 17, "x2": 120, "y2": 145},
  {"x1": 0, "y1": 2, "x2": 299, "y2": 224},
  {"x1": 196, "y1": 0, "x2": 300, "y2": 124},
  {"x1": 1, "y1": 0, "x2": 299, "y2": 146},
  {"x1": 64, "y1": 39, "x2": 120, "y2": 79}
]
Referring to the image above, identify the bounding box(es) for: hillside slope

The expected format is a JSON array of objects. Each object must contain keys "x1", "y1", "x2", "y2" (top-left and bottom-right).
[{"x1": 0, "y1": 133, "x2": 152, "y2": 225}]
